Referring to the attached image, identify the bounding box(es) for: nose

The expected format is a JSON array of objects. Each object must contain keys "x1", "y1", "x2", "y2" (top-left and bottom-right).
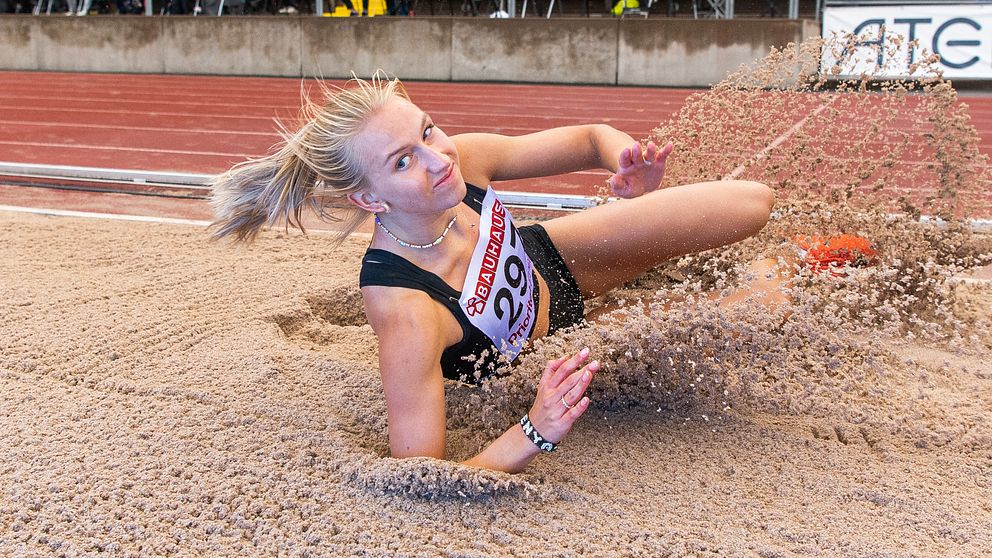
[{"x1": 422, "y1": 144, "x2": 452, "y2": 172}]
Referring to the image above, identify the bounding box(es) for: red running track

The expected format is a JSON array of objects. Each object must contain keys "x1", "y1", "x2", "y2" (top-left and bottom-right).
[{"x1": 1, "y1": 71, "x2": 991, "y2": 222}]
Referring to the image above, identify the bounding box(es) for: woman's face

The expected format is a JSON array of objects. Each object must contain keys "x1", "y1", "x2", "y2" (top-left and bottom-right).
[{"x1": 352, "y1": 97, "x2": 465, "y2": 216}]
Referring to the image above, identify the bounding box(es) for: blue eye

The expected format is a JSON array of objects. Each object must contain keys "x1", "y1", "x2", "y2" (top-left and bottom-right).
[
  {"x1": 423, "y1": 124, "x2": 434, "y2": 140},
  {"x1": 396, "y1": 154, "x2": 412, "y2": 170}
]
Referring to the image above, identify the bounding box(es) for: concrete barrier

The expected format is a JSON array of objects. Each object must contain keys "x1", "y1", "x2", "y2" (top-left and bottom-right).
[
  {"x1": 618, "y1": 19, "x2": 805, "y2": 87},
  {"x1": 34, "y1": 16, "x2": 163, "y2": 73},
  {"x1": 163, "y1": 16, "x2": 301, "y2": 76},
  {"x1": 0, "y1": 17, "x2": 37, "y2": 71},
  {"x1": 451, "y1": 18, "x2": 617, "y2": 84},
  {"x1": 302, "y1": 17, "x2": 451, "y2": 80},
  {"x1": 0, "y1": 15, "x2": 815, "y2": 87}
]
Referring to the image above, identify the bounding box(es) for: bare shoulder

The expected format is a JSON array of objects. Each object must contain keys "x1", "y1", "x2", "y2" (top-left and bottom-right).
[
  {"x1": 362, "y1": 285, "x2": 444, "y2": 338},
  {"x1": 453, "y1": 132, "x2": 504, "y2": 187},
  {"x1": 360, "y1": 285, "x2": 458, "y2": 367}
]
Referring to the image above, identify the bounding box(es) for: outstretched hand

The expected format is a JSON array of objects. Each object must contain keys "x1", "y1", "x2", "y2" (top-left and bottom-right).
[
  {"x1": 528, "y1": 348, "x2": 598, "y2": 445},
  {"x1": 608, "y1": 140, "x2": 674, "y2": 199}
]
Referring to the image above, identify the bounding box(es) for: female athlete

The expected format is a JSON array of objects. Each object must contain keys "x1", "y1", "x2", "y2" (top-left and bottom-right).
[{"x1": 210, "y1": 75, "x2": 775, "y2": 473}]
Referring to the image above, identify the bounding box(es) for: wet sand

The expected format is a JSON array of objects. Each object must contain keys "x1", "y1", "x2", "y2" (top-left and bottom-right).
[{"x1": 2, "y1": 210, "x2": 990, "y2": 557}]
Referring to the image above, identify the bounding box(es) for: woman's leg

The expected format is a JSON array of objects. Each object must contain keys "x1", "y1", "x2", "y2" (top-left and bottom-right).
[{"x1": 542, "y1": 180, "x2": 774, "y2": 298}]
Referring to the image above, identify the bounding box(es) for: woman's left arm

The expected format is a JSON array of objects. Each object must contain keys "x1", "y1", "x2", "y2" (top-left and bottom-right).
[{"x1": 453, "y1": 124, "x2": 673, "y2": 199}]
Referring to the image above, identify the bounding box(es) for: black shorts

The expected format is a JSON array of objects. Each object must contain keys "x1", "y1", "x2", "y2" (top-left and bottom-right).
[{"x1": 518, "y1": 224, "x2": 585, "y2": 333}]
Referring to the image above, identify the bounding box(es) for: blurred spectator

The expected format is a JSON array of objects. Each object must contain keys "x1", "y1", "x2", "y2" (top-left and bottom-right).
[
  {"x1": 302, "y1": 0, "x2": 363, "y2": 15},
  {"x1": 69, "y1": 0, "x2": 115, "y2": 13},
  {"x1": 4, "y1": 0, "x2": 38, "y2": 11},
  {"x1": 342, "y1": 0, "x2": 361, "y2": 14},
  {"x1": 385, "y1": 0, "x2": 407, "y2": 15},
  {"x1": 115, "y1": 0, "x2": 141, "y2": 12},
  {"x1": 160, "y1": 0, "x2": 193, "y2": 13},
  {"x1": 197, "y1": 0, "x2": 243, "y2": 14}
]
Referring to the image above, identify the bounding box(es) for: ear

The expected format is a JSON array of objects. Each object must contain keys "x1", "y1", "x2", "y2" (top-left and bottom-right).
[{"x1": 347, "y1": 190, "x2": 385, "y2": 213}]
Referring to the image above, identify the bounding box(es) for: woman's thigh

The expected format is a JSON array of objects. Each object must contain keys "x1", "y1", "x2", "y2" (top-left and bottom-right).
[{"x1": 542, "y1": 180, "x2": 774, "y2": 298}]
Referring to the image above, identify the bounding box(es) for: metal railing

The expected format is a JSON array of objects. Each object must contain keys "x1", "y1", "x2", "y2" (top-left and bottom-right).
[{"x1": 0, "y1": 161, "x2": 602, "y2": 211}]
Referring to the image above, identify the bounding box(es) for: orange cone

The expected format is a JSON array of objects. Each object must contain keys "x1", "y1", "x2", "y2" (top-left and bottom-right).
[{"x1": 795, "y1": 234, "x2": 879, "y2": 275}]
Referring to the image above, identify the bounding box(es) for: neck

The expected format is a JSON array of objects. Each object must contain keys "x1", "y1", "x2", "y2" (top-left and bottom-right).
[{"x1": 374, "y1": 209, "x2": 460, "y2": 250}]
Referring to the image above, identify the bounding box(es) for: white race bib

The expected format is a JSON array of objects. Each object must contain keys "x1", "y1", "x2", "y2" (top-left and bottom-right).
[{"x1": 459, "y1": 188, "x2": 536, "y2": 360}]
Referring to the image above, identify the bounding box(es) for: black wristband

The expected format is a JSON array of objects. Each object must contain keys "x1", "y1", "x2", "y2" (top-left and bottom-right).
[{"x1": 519, "y1": 414, "x2": 557, "y2": 453}]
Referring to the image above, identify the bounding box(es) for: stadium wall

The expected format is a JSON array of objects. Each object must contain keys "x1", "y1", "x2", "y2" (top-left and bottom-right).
[{"x1": 0, "y1": 15, "x2": 819, "y2": 86}]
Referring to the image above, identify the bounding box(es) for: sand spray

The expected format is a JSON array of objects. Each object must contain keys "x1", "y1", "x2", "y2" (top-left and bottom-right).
[{"x1": 448, "y1": 36, "x2": 992, "y2": 467}]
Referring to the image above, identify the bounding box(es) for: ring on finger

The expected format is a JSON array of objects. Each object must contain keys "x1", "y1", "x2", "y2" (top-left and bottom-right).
[{"x1": 560, "y1": 395, "x2": 574, "y2": 410}]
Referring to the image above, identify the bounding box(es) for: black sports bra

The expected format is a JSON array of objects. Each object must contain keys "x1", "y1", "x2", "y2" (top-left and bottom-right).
[{"x1": 358, "y1": 183, "x2": 539, "y2": 384}]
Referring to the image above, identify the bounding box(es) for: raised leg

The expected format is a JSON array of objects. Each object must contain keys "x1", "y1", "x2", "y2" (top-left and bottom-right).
[{"x1": 542, "y1": 180, "x2": 774, "y2": 298}]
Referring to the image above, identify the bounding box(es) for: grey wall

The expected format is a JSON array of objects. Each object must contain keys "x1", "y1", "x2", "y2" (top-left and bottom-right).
[
  {"x1": 302, "y1": 18, "x2": 451, "y2": 80},
  {"x1": 10, "y1": 16, "x2": 164, "y2": 72},
  {"x1": 450, "y1": 18, "x2": 617, "y2": 83},
  {"x1": 164, "y1": 17, "x2": 301, "y2": 76},
  {"x1": 618, "y1": 19, "x2": 805, "y2": 86},
  {"x1": 0, "y1": 15, "x2": 816, "y2": 87}
]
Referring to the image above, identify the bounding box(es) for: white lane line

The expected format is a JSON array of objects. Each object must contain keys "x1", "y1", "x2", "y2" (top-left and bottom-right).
[
  {"x1": 723, "y1": 96, "x2": 837, "y2": 180},
  {"x1": 0, "y1": 205, "x2": 213, "y2": 226},
  {"x1": 0, "y1": 204, "x2": 373, "y2": 238},
  {"x1": 0, "y1": 104, "x2": 278, "y2": 122},
  {"x1": 0, "y1": 119, "x2": 279, "y2": 138},
  {"x1": 0, "y1": 140, "x2": 251, "y2": 158}
]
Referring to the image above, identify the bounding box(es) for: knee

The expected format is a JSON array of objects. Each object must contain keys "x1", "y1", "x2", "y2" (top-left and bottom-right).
[
  {"x1": 735, "y1": 180, "x2": 775, "y2": 223},
  {"x1": 742, "y1": 180, "x2": 775, "y2": 212}
]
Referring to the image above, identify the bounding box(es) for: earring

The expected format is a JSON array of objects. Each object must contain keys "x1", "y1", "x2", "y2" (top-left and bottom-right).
[{"x1": 379, "y1": 201, "x2": 391, "y2": 214}]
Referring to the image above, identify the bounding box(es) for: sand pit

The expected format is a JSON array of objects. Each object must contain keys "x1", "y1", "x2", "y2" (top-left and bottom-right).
[
  {"x1": 0, "y1": 210, "x2": 990, "y2": 556},
  {"x1": 3, "y1": 39, "x2": 992, "y2": 556}
]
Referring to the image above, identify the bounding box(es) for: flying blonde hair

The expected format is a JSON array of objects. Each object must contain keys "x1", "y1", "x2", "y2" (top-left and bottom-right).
[{"x1": 209, "y1": 72, "x2": 409, "y2": 242}]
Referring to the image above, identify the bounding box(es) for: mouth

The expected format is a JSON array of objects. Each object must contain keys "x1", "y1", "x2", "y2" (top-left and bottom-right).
[{"x1": 434, "y1": 164, "x2": 454, "y2": 190}]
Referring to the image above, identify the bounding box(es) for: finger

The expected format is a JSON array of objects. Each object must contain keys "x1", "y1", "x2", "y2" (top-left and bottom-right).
[
  {"x1": 562, "y1": 371, "x2": 592, "y2": 408},
  {"x1": 619, "y1": 146, "x2": 634, "y2": 169},
  {"x1": 630, "y1": 141, "x2": 645, "y2": 166},
  {"x1": 549, "y1": 347, "x2": 590, "y2": 389},
  {"x1": 658, "y1": 141, "x2": 674, "y2": 161},
  {"x1": 565, "y1": 396, "x2": 592, "y2": 421},
  {"x1": 554, "y1": 348, "x2": 590, "y2": 387},
  {"x1": 643, "y1": 141, "x2": 657, "y2": 165},
  {"x1": 554, "y1": 366, "x2": 597, "y2": 420},
  {"x1": 539, "y1": 354, "x2": 570, "y2": 390},
  {"x1": 558, "y1": 360, "x2": 598, "y2": 403}
]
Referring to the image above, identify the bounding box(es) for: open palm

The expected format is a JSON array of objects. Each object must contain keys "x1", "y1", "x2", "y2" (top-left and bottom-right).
[{"x1": 608, "y1": 141, "x2": 674, "y2": 199}]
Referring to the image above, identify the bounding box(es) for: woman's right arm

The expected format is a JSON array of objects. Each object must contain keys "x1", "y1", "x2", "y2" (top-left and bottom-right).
[
  {"x1": 463, "y1": 350, "x2": 598, "y2": 472},
  {"x1": 363, "y1": 287, "x2": 598, "y2": 473}
]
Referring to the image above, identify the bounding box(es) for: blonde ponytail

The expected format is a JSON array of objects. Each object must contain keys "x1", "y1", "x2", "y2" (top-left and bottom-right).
[{"x1": 209, "y1": 71, "x2": 408, "y2": 243}]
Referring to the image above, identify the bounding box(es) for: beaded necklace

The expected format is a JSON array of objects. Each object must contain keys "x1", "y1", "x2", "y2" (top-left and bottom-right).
[{"x1": 375, "y1": 214, "x2": 458, "y2": 249}]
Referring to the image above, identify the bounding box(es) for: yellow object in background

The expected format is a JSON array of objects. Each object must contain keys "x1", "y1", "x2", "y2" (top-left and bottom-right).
[
  {"x1": 328, "y1": 0, "x2": 386, "y2": 15},
  {"x1": 611, "y1": 0, "x2": 638, "y2": 15}
]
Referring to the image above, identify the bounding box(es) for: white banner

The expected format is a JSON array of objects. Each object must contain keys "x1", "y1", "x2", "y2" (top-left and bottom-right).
[{"x1": 822, "y1": 5, "x2": 992, "y2": 79}]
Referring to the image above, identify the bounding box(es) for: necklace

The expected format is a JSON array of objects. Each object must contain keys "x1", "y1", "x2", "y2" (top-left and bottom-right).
[{"x1": 375, "y1": 214, "x2": 457, "y2": 249}]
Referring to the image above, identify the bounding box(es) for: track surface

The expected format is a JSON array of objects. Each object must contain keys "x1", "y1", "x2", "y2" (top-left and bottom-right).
[{"x1": 1, "y1": 71, "x2": 991, "y2": 221}]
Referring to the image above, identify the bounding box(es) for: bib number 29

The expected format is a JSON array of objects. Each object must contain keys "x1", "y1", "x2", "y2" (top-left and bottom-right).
[{"x1": 494, "y1": 253, "x2": 526, "y2": 326}]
